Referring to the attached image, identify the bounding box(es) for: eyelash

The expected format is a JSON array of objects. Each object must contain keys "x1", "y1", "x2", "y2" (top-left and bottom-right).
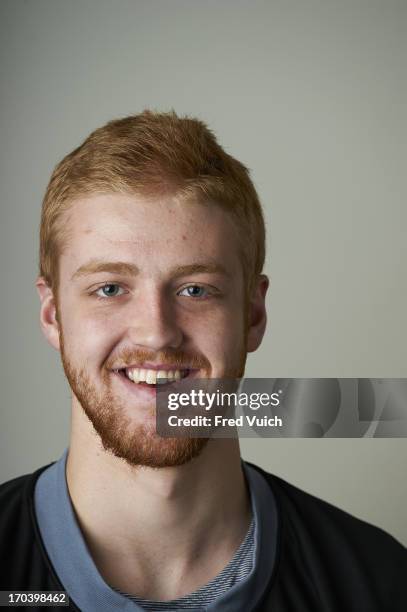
[{"x1": 91, "y1": 283, "x2": 218, "y2": 301}]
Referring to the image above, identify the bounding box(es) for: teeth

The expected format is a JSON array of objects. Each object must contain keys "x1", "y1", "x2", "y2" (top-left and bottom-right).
[
  {"x1": 125, "y1": 368, "x2": 187, "y2": 384},
  {"x1": 146, "y1": 370, "x2": 156, "y2": 384}
]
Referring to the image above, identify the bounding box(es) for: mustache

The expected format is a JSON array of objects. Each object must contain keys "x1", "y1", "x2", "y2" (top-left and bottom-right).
[{"x1": 104, "y1": 347, "x2": 210, "y2": 370}]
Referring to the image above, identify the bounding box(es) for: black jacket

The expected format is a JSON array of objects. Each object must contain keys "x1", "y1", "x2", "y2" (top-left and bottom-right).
[{"x1": 0, "y1": 462, "x2": 406, "y2": 611}]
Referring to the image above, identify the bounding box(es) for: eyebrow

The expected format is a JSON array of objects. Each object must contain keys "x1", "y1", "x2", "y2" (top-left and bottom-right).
[
  {"x1": 71, "y1": 259, "x2": 230, "y2": 281},
  {"x1": 71, "y1": 260, "x2": 139, "y2": 280}
]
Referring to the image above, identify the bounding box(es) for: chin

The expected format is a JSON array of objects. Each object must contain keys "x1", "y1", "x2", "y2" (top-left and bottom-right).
[{"x1": 98, "y1": 424, "x2": 210, "y2": 469}]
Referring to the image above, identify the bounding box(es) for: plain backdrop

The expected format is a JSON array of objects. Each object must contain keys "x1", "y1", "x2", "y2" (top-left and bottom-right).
[{"x1": 0, "y1": 0, "x2": 406, "y2": 545}]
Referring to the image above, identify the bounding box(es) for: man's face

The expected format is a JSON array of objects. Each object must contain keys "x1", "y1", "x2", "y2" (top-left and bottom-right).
[{"x1": 39, "y1": 193, "x2": 265, "y2": 468}]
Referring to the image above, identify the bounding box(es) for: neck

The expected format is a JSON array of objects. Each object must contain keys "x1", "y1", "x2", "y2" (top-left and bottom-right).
[{"x1": 66, "y1": 400, "x2": 251, "y2": 600}]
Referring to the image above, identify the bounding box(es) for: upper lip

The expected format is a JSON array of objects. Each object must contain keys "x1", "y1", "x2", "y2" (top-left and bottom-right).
[{"x1": 115, "y1": 363, "x2": 195, "y2": 371}]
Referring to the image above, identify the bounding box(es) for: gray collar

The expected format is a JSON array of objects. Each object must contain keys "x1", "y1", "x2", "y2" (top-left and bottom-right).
[{"x1": 34, "y1": 450, "x2": 277, "y2": 611}]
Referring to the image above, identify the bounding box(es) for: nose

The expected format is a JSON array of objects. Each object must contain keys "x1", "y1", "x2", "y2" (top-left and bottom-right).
[{"x1": 126, "y1": 288, "x2": 184, "y2": 352}]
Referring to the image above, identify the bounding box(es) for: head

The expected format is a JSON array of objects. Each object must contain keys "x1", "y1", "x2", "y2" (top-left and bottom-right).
[{"x1": 36, "y1": 110, "x2": 269, "y2": 468}]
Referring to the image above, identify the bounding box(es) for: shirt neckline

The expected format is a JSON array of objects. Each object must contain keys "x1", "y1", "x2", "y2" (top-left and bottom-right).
[{"x1": 32, "y1": 450, "x2": 279, "y2": 611}]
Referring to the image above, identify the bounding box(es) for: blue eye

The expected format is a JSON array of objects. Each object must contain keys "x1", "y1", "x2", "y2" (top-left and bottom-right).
[
  {"x1": 96, "y1": 284, "x2": 125, "y2": 298},
  {"x1": 179, "y1": 285, "x2": 208, "y2": 298}
]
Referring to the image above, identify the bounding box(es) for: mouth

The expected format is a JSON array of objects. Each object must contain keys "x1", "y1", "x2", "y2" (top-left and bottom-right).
[{"x1": 112, "y1": 366, "x2": 194, "y2": 388}]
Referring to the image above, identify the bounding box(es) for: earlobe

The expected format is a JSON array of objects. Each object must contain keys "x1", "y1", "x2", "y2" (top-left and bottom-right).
[
  {"x1": 36, "y1": 277, "x2": 61, "y2": 351},
  {"x1": 246, "y1": 274, "x2": 269, "y2": 353}
]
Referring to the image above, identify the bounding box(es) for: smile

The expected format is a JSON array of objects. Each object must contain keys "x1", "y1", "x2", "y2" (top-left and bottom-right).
[{"x1": 115, "y1": 367, "x2": 191, "y2": 386}]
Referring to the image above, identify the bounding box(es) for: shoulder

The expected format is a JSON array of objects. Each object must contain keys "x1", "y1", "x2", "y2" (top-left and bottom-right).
[
  {"x1": 247, "y1": 462, "x2": 406, "y2": 609},
  {"x1": 248, "y1": 461, "x2": 405, "y2": 551},
  {"x1": 0, "y1": 464, "x2": 53, "y2": 549},
  {"x1": 0, "y1": 471, "x2": 34, "y2": 522},
  {"x1": 0, "y1": 470, "x2": 36, "y2": 499},
  {"x1": 0, "y1": 465, "x2": 52, "y2": 510},
  {"x1": 0, "y1": 464, "x2": 58, "y2": 591}
]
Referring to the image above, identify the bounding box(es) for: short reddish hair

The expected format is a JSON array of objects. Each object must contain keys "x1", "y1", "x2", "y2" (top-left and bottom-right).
[{"x1": 40, "y1": 110, "x2": 266, "y2": 295}]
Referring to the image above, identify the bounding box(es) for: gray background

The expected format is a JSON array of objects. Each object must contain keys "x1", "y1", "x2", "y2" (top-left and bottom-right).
[{"x1": 1, "y1": 0, "x2": 406, "y2": 545}]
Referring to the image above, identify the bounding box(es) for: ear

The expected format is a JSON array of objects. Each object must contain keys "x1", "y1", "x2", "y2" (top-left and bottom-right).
[
  {"x1": 246, "y1": 274, "x2": 269, "y2": 353},
  {"x1": 36, "y1": 277, "x2": 61, "y2": 351}
]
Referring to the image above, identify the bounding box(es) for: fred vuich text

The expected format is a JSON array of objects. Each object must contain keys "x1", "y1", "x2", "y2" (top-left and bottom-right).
[{"x1": 167, "y1": 414, "x2": 283, "y2": 428}]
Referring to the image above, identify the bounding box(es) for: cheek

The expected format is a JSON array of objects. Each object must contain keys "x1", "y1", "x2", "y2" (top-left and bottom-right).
[
  {"x1": 185, "y1": 307, "x2": 244, "y2": 356},
  {"x1": 59, "y1": 301, "x2": 123, "y2": 360}
]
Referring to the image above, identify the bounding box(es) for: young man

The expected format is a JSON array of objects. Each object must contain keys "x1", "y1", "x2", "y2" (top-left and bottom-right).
[{"x1": 0, "y1": 111, "x2": 405, "y2": 611}]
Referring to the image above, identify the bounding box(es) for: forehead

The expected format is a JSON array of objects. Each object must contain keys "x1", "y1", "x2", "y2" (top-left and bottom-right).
[{"x1": 59, "y1": 193, "x2": 242, "y2": 278}]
